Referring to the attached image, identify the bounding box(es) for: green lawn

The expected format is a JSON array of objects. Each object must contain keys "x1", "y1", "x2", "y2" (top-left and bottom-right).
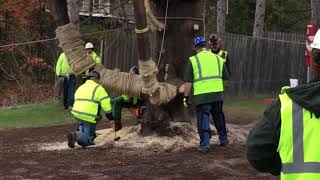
[
  {"x1": 0, "y1": 95, "x2": 273, "y2": 129},
  {"x1": 0, "y1": 101, "x2": 74, "y2": 129},
  {"x1": 224, "y1": 94, "x2": 274, "y2": 120}
]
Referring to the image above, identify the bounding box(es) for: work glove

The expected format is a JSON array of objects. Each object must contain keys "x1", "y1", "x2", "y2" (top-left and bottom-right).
[
  {"x1": 183, "y1": 96, "x2": 191, "y2": 107},
  {"x1": 105, "y1": 112, "x2": 114, "y2": 121}
]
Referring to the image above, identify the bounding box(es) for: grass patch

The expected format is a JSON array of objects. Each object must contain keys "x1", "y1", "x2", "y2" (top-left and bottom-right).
[
  {"x1": 0, "y1": 101, "x2": 73, "y2": 129},
  {"x1": 224, "y1": 94, "x2": 274, "y2": 121}
]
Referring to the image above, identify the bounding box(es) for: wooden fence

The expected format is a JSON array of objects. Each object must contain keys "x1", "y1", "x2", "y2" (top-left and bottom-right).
[{"x1": 102, "y1": 30, "x2": 307, "y2": 96}]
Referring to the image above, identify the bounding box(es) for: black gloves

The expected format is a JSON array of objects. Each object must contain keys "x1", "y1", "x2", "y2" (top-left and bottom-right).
[{"x1": 105, "y1": 112, "x2": 114, "y2": 120}]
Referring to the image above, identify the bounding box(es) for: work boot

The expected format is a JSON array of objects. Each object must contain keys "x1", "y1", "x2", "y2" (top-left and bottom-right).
[
  {"x1": 67, "y1": 132, "x2": 77, "y2": 148},
  {"x1": 114, "y1": 120, "x2": 122, "y2": 132},
  {"x1": 220, "y1": 140, "x2": 229, "y2": 146}
]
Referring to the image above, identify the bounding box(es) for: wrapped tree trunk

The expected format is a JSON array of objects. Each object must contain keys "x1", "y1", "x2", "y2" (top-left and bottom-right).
[{"x1": 138, "y1": 0, "x2": 204, "y2": 136}]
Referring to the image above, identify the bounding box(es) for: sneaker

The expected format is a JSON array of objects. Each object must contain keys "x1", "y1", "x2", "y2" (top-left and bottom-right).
[
  {"x1": 197, "y1": 147, "x2": 209, "y2": 152},
  {"x1": 67, "y1": 132, "x2": 76, "y2": 148}
]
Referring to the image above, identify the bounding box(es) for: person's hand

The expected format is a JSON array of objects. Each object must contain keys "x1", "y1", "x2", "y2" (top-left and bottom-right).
[
  {"x1": 183, "y1": 96, "x2": 191, "y2": 107},
  {"x1": 224, "y1": 80, "x2": 230, "y2": 88}
]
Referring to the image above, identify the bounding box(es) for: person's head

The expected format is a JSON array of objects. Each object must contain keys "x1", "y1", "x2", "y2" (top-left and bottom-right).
[
  {"x1": 193, "y1": 36, "x2": 206, "y2": 52},
  {"x1": 129, "y1": 65, "x2": 139, "y2": 75},
  {"x1": 310, "y1": 29, "x2": 320, "y2": 78},
  {"x1": 85, "y1": 42, "x2": 94, "y2": 54},
  {"x1": 86, "y1": 70, "x2": 100, "y2": 80},
  {"x1": 209, "y1": 33, "x2": 221, "y2": 50}
]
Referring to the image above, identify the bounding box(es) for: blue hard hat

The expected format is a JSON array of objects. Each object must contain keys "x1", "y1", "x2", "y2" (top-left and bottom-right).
[
  {"x1": 193, "y1": 36, "x2": 206, "y2": 47},
  {"x1": 129, "y1": 65, "x2": 139, "y2": 75}
]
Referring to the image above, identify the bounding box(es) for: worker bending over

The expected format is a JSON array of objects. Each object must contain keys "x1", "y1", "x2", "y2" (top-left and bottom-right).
[{"x1": 112, "y1": 66, "x2": 145, "y2": 129}]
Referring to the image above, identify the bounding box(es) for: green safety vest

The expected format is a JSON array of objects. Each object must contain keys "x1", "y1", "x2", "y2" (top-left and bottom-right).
[
  {"x1": 72, "y1": 80, "x2": 111, "y2": 123},
  {"x1": 278, "y1": 89, "x2": 320, "y2": 180},
  {"x1": 217, "y1": 50, "x2": 228, "y2": 63},
  {"x1": 122, "y1": 95, "x2": 138, "y2": 105},
  {"x1": 55, "y1": 53, "x2": 75, "y2": 76},
  {"x1": 190, "y1": 50, "x2": 224, "y2": 96},
  {"x1": 85, "y1": 51, "x2": 102, "y2": 75}
]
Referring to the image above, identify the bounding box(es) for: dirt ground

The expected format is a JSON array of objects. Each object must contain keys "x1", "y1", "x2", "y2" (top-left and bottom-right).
[{"x1": 0, "y1": 118, "x2": 277, "y2": 180}]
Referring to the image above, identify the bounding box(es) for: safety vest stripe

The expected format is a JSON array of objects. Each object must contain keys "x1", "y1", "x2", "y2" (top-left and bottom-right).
[
  {"x1": 194, "y1": 55, "x2": 203, "y2": 79},
  {"x1": 75, "y1": 98, "x2": 99, "y2": 104},
  {"x1": 91, "y1": 85, "x2": 100, "y2": 100},
  {"x1": 283, "y1": 162, "x2": 320, "y2": 173},
  {"x1": 193, "y1": 75, "x2": 222, "y2": 82},
  {"x1": 282, "y1": 102, "x2": 320, "y2": 174},
  {"x1": 99, "y1": 96, "x2": 110, "y2": 101},
  {"x1": 194, "y1": 54, "x2": 222, "y2": 82},
  {"x1": 71, "y1": 110, "x2": 97, "y2": 118}
]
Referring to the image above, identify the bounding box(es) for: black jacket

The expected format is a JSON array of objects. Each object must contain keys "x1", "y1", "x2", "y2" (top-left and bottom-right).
[{"x1": 246, "y1": 80, "x2": 320, "y2": 175}]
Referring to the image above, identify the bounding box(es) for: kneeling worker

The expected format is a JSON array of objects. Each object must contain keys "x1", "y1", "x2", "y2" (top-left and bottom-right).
[{"x1": 67, "y1": 70, "x2": 116, "y2": 148}]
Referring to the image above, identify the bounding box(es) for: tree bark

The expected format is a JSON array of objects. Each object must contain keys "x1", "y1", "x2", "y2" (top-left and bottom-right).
[
  {"x1": 217, "y1": 0, "x2": 226, "y2": 34},
  {"x1": 48, "y1": 0, "x2": 70, "y2": 26},
  {"x1": 311, "y1": 0, "x2": 320, "y2": 28},
  {"x1": 132, "y1": 0, "x2": 151, "y2": 61},
  {"x1": 66, "y1": 0, "x2": 80, "y2": 28},
  {"x1": 253, "y1": 0, "x2": 266, "y2": 37}
]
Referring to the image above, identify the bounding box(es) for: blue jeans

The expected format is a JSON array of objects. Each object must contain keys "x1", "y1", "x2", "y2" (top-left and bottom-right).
[
  {"x1": 63, "y1": 75, "x2": 76, "y2": 108},
  {"x1": 196, "y1": 104, "x2": 212, "y2": 149},
  {"x1": 76, "y1": 119, "x2": 96, "y2": 147},
  {"x1": 210, "y1": 101, "x2": 228, "y2": 143}
]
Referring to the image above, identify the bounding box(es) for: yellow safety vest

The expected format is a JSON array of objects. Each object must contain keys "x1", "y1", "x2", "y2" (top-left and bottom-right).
[
  {"x1": 190, "y1": 50, "x2": 224, "y2": 96},
  {"x1": 72, "y1": 80, "x2": 111, "y2": 123},
  {"x1": 55, "y1": 53, "x2": 75, "y2": 76},
  {"x1": 278, "y1": 90, "x2": 320, "y2": 180},
  {"x1": 85, "y1": 51, "x2": 102, "y2": 75},
  {"x1": 216, "y1": 50, "x2": 227, "y2": 63}
]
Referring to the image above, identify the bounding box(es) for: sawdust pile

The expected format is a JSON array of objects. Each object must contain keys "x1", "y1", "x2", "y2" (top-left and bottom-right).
[{"x1": 37, "y1": 122, "x2": 252, "y2": 152}]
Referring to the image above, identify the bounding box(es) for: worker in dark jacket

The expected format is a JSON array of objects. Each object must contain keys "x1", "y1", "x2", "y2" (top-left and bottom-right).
[
  {"x1": 209, "y1": 34, "x2": 231, "y2": 76},
  {"x1": 246, "y1": 29, "x2": 320, "y2": 179}
]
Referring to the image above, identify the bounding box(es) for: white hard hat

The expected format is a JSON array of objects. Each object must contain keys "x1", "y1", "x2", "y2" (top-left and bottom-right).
[
  {"x1": 85, "y1": 42, "x2": 94, "y2": 49},
  {"x1": 311, "y1": 29, "x2": 320, "y2": 49}
]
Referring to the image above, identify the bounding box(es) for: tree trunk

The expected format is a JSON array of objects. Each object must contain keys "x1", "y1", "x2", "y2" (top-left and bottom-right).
[
  {"x1": 66, "y1": 0, "x2": 80, "y2": 28},
  {"x1": 311, "y1": 0, "x2": 320, "y2": 28},
  {"x1": 217, "y1": 0, "x2": 226, "y2": 34},
  {"x1": 136, "y1": 0, "x2": 204, "y2": 136},
  {"x1": 253, "y1": 0, "x2": 266, "y2": 37},
  {"x1": 48, "y1": 0, "x2": 70, "y2": 26}
]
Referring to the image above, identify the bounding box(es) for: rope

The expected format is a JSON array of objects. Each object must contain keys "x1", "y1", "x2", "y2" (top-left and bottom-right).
[
  {"x1": 156, "y1": 0, "x2": 169, "y2": 67},
  {"x1": 0, "y1": 28, "x2": 132, "y2": 48},
  {"x1": 135, "y1": 27, "x2": 150, "y2": 34}
]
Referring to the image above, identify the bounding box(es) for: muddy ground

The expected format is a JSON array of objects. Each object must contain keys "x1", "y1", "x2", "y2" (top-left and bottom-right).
[{"x1": 0, "y1": 118, "x2": 278, "y2": 180}]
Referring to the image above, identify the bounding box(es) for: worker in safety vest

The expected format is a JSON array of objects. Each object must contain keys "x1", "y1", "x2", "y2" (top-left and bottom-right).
[
  {"x1": 67, "y1": 70, "x2": 115, "y2": 148},
  {"x1": 208, "y1": 34, "x2": 229, "y2": 146},
  {"x1": 246, "y1": 29, "x2": 320, "y2": 179},
  {"x1": 209, "y1": 34, "x2": 231, "y2": 76},
  {"x1": 112, "y1": 66, "x2": 146, "y2": 128},
  {"x1": 183, "y1": 37, "x2": 230, "y2": 152},
  {"x1": 55, "y1": 52, "x2": 76, "y2": 110},
  {"x1": 82, "y1": 42, "x2": 102, "y2": 83}
]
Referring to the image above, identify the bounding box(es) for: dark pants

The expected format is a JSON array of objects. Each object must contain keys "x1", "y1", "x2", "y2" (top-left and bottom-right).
[
  {"x1": 112, "y1": 96, "x2": 144, "y2": 121},
  {"x1": 196, "y1": 104, "x2": 212, "y2": 149},
  {"x1": 63, "y1": 75, "x2": 76, "y2": 109},
  {"x1": 210, "y1": 101, "x2": 228, "y2": 143},
  {"x1": 76, "y1": 119, "x2": 96, "y2": 147}
]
